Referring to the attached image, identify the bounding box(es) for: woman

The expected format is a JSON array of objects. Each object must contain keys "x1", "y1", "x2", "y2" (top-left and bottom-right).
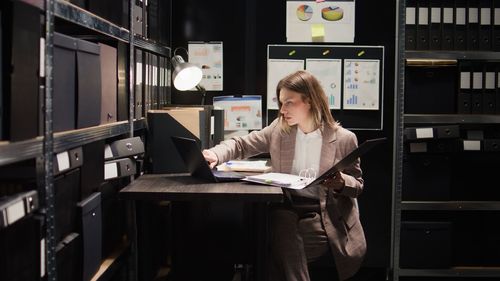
[{"x1": 203, "y1": 70, "x2": 366, "y2": 281}]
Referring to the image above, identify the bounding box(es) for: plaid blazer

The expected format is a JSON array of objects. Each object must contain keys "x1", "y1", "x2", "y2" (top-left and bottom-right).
[{"x1": 210, "y1": 118, "x2": 366, "y2": 280}]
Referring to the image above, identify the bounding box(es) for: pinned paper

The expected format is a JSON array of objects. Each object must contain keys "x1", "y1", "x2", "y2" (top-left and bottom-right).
[{"x1": 311, "y1": 23, "x2": 325, "y2": 42}]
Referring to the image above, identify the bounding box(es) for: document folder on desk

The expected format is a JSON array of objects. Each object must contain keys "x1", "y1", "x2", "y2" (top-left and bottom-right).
[{"x1": 243, "y1": 138, "x2": 386, "y2": 189}]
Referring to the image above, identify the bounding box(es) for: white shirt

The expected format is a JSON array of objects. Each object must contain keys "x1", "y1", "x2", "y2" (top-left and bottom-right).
[{"x1": 290, "y1": 127, "x2": 322, "y2": 199}]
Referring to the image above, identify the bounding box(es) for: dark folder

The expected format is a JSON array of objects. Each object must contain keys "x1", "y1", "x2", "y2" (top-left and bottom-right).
[
  {"x1": 442, "y1": 0, "x2": 455, "y2": 49},
  {"x1": 471, "y1": 65, "x2": 484, "y2": 113},
  {"x1": 4, "y1": 2, "x2": 40, "y2": 141},
  {"x1": 99, "y1": 43, "x2": 117, "y2": 124},
  {"x1": 467, "y1": 0, "x2": 480, "y2": 50},
  {"x1": 56, "y1": 233, "x2": 82, "y2": 281},
  {"x1": 430, "y1": 0, "x2": 443, "y2": 49},
  {"x1": 417, "y1": 0, "x2": 430, "y2": 50},
  {"x1": 406, "y1": 0, "x2": 417, "y2": 50},
  {"x1": 76, "y1": 39, "x2": 101, "y2": 129},
  {"x1": 479, "y1": 0, "x2": 493, "y2": 50},
  {"x1": 483, "y1": 64, "x2": 496, "y2": 113},
  {"x1": 135, "y1": 49, "x2": 144, "y2": 119},
  {"x1": 303, "y1": 138, "x2": 386, "y2": 188},
  {"x1": 455, "y1": 0, "x2": 468, "y2": 50},
  {"x1": 494, "y1": 3, "x2": 500, "y2": 51},
  {"x1": 55, "y1": 169, "x2": 80, "y2": 243},
  {"x1": 80, "y1": 141, "x2": 104, "y2": 199},
  {"x1": 54, "y1": 32, "x2": 77, "y2": 132},
  {"x1": 458, "y1": 61, "x2": 472, "y2": 113},
  {"x1": 78, "y1": 193, "x2": 102, "y2": 281}
]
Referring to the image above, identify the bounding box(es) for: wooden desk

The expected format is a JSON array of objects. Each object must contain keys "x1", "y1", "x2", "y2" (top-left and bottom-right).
[
  {"x1": 120, "y1": 173, "x2": 283, "y2": 202},
  {"x1": 119, "y1": 173, "x2": 283, "y2": 281}
]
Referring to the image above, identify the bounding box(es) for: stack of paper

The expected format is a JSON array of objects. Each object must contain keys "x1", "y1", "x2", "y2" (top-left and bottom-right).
[
  {"x1": 242, "y1": 172, "x2": 309, "y2": 189},
  {"x1": 216, "y1": 160, "x2": 272, "y2": 173}
]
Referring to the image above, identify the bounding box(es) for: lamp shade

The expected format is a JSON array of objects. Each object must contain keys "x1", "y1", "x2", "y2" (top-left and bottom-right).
[{"x1": 171, "y1": 55, "x2": 203, "y2": 91}]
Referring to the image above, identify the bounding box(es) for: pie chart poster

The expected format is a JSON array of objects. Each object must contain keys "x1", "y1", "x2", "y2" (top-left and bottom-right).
[{"x1": 286, "y1": 0, "x2": 355, "y2": 43}]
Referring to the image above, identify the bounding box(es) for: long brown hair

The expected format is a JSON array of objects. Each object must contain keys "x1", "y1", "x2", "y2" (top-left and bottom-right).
[{"x1": 276, "y1": 70, "x2": 337, "y2": 132}]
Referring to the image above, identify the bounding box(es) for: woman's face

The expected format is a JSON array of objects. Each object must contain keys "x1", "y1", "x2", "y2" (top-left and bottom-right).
[{"x1": 279, "y1": 88, "x2": 311, "y2": 127}]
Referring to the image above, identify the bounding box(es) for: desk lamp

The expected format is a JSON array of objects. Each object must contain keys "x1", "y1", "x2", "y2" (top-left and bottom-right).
[{"x1": 171, "y1": 48, "x2": 207, "y2": 104}]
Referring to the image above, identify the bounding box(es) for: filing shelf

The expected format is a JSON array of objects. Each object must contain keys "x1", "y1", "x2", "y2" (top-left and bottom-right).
[
  {"x1": 14, "y1": 0, "x2": 171, "y2": 57},
  {"x1": 399, "y1": 267, "x2": 500, "y2": 278},
  {"x1": 406, "y1": 50, "x2": 500, "y2": 61},
  {"x1": 404, "y1": 114, "x2": 500, "y2": 124},
  {"x1": 393, "y1": 0, "x2": 500, "y2": 280},
  {"x1": 402, "y1": 201, "x2": 500, "y2": 211},
  {"x1": 0, "y1": 119, "x2": 146, "y2": 166}
]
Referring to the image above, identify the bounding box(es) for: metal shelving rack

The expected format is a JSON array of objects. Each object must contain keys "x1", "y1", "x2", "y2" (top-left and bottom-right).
[
  {"x1": 1, "y1": 0, "x2": 170, "y2": 280},
  {"x1": 393, "y1": 1, "x2": 500, "y2": 280}
]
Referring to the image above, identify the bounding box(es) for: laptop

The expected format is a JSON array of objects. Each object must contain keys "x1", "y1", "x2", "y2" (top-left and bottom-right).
[{"x1": 171, "y1": 136, "x2": 245, "y2": 182}]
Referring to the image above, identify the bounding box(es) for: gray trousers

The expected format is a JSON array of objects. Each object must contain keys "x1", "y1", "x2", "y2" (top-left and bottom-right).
[{"x1": 268, "y1": 204, "x2": 335, "y2": 281}]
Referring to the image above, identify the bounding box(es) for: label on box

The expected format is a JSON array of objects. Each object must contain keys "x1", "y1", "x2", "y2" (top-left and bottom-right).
[{"x1": 416, "y1": 128, "x2": 434, "y2": 139}]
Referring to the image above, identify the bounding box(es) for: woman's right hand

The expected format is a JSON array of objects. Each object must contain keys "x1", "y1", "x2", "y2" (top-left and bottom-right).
[{"x1": 202, "y1": 149, "x2": 218, "y2": 169}]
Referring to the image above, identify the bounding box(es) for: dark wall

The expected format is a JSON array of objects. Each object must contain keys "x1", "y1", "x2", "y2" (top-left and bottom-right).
[{"x1": 171, "y1": 0, "x2": 396, "y2": 268}]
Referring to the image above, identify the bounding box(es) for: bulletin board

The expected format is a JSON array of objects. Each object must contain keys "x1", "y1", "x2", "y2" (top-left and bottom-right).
[{"x1": 267, "y1": 44, "x2": 385, "y2": 130}]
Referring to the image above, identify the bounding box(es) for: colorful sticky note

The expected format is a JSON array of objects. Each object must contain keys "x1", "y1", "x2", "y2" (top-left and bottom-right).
[
  {"x1": 322, "y1": 50, "x2": 330, "y2": 56},
  {"x1": 357, "y1": 50, "x2": 366, "y2": 57},
  {"x1": 311, "y1": 24, "x2": 325, "y2": 42},
  {"x1": 288, "y1": 50, "x2": 296, "y2": 56}
]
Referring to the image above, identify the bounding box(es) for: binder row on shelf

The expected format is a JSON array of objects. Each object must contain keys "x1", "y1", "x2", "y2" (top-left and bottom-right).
[
  {"x1": 405, "y1": 125, "x2": 500, "y2": 152},
  {"x1": 104, "y1": 137, "x2": 145, "y2": 180},
  {"x1": 406, "y1": 0, "x2": 500, "y2": 51},
  {"x1": 134, "y1": 49, "x2": 170, "y2": 120},
  {"x1": 458, "y1": 60, "x2": 500, "y2": 114}
]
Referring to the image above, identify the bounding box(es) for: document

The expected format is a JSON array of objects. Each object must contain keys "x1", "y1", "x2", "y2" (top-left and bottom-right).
[
  {"x1": 306, "y1": 58, "x2": 342, "y2": 109},
  {"x1": 267, "y1": 59, "x2": 304, "y2": 109},
  {"x1": 243, "y1": 172, "x2": 310, "y2": 189},
  {"x1": 188, "y1": 42, "x2": 223, "y2": 91},
  {"x1": 343, "y1": 59, "x2": 380, "y2": 110},
  {"x1": 217, "y1": 160, "x2": 272, "y2": 173},
  {"x1": 213, "y1": 95, "x2": 263, "y2": 130}
]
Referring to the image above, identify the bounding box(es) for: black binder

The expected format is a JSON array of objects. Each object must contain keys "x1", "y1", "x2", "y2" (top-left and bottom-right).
[
  {"x1": 56, "y1": 233, "x2": 82, "y2": 281},
  {"x1": 135, "y1": 49, "x2": 144, "y2": 119},
  {"x1": 54, "y1": 32, "x2": 77, "y2": 132},
  {"x1": 3, "y1": 2, "x2": 40, "y2": 141},
  {"x1": 455, "y1": 0, "x2": 468, "y2": 50},
  {"x1": 99, "y1": 43, "x2": 117, "y2": 124},
  {"x1": 76, "y1": 39, "x2": 101, "y2": 129},
  {"x1": 494, "y1": 2, "x2": 500, "y2": 50},
  {"x1": 0, "y1": 215, "x2": 42, "y2": 281},
  {"x1": 442, "y1": 0, "x2": 455, "y2": 49},
  {"x1": 471, "y1": 65, "x2": 484, "y2": 113},
  {"x1": 497, "y1": 62, "x2": 500, "y2": 113},
  {"x1": 417, "y1": 0, "x2": 430, "y2": 50},
  {"x1": 55, "y1": 169, "x2": 80, "y2": 243},
  {"x1": 430, "y1": 0, "x2": 443, "y2": 49},
  {"x1": 106, "y1": 136, "x2": 145, "y2": 160},
  {"x1": 80, "y1": 141, "x2": 104, "y2": 199},
  {"x1": 483, "y1": 63, "x2": 496, "y2": 113},
  {"x1": 78, "y1": 192, "x2": 102, "y2": 281},
  {"x1": 467, "y1": 0, "x2": 480, "y2": 50},
  {"x1": 458, "y1": 61, "x2": 472, "y2": 113},
  {"x1": 479, "y1": 0, "x2": 493, "y2": 50},
  {"x1": 406, "y1": 0, "x2": 418, "y2": 50}
]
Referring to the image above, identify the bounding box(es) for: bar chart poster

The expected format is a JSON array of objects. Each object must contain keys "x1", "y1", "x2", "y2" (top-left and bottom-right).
[
  {"x1": 306, "y1": 59, "x2": 342, "y2": 109},
  {"x1": 343, "y1": 59, "x2": 380, "y2": 110}
]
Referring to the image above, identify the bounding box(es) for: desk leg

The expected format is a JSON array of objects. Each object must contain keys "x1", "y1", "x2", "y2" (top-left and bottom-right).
[
  {"x1": 254, "y1": 202, "x2": 269, "y2": 281},
  {"x1": 126, "y1": 200, "x2": 138, "y2": 281}
]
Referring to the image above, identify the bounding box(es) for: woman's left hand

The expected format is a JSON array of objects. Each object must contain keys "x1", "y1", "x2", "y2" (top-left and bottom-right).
[{"x1": 322, "y1": 171, "x2": 345, "y2": 192}]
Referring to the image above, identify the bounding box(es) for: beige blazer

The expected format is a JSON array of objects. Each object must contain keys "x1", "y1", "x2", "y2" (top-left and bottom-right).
[{"x1": 210, "y1": 119, "x2": 366, "y2": 280}]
